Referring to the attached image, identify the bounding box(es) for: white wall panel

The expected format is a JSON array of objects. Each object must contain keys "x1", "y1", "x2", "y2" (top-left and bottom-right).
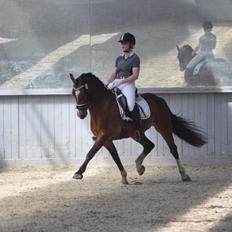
[
  {"x1": 2, "y1": 97, "x2": 19, "y2": 160},
  {"x1": 206, "y1": 93, "x2": 215, "y2": 156},
  {"x1": 228, "y1": 94, "x2": 232, "y2": 153},
  {"x1": 0, "y1": 98, "x2": 4, "y2": 159}
]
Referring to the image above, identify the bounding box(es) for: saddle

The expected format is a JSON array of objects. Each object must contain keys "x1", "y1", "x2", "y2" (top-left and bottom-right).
[{"x1": 113, "y1": 88, "x2": 151, "y2": 121}]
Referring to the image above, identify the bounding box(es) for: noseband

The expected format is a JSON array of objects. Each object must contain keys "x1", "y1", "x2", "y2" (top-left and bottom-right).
[{"x1": 73, "y1": 84, "x2": 90, "y2": 110}]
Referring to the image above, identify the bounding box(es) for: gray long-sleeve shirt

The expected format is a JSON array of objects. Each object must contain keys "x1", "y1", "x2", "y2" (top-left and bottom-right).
[
  {"x1": 115, "y1": 52, "x2": 140, "y2": 79},
  {"x1": 199, "y1": 32, "x2": 216, "y2": 52}
]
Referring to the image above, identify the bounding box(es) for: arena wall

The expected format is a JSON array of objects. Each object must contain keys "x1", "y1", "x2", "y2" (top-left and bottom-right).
[{"x1": 0, "y1": 89, "x2": 231, "y2": 168}]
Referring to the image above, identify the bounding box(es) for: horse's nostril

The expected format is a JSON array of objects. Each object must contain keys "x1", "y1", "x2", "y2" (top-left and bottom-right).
[{"x1": 79, "y1": 112, "x2": 87, "y2": 119}]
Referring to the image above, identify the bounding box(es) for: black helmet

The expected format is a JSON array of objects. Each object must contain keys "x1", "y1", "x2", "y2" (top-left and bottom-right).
[
  {"x1": 203, "y1": 21, "x2": 213, "y2": 30},
  {"x1": 118, "y1": 32, "x2": 136, "y2": 45}
]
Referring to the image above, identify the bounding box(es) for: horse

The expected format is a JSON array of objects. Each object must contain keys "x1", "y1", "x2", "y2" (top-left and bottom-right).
[
  {"x1": 70, "y1": 72, "x2": 207, "y2": 184},
  {"x1": 176, "y1": 44, "x2": 232, "y2": 86}
]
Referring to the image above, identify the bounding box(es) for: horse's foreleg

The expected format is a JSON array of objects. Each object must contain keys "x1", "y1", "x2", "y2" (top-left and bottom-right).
[
  {"x1": 73, "y1": 136, "x2": 105, "y2": 180},
  {"x1": 133, "y1": 136, "x2": 155, "y2": 176},
  {"x1": 104, "y1": 141, "x2": 128, "y2": 184}
]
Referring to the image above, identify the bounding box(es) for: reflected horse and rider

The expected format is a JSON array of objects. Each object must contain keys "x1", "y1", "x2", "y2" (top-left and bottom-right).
[{"x1": 177, "y1": 21, "x2": 232, "y2": 86}]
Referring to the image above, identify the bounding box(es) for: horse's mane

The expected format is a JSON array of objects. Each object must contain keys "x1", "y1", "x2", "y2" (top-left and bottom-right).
[
  {"x1": 182, "y1": 44, "x2": 193, "y2": 52},
  {"x1": 81, "y1": 72, "x2": 112, "y2": 95}
]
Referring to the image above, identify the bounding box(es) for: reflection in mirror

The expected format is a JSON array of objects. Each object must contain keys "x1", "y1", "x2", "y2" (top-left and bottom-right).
[{"x1": 0, "y1": 0, "x2": 231, "y2": 90}]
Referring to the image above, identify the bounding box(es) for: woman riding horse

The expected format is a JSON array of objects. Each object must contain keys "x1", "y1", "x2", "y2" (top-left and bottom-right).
[
  {"x1": 107, "y1": 32, "x2": 144, "y2": 141},
  {"x1": 70, "y1": 72, "x2": 207, "y2": 184},
  {"x1": 177, "y1": 44, "x2": 232, "y2": 86},
  {"x1": 186, "y1": 21, "x2": 216, "y2": 77},
  {"x1": 177, "y1": 21, "x2": 232, "y2": 86}
]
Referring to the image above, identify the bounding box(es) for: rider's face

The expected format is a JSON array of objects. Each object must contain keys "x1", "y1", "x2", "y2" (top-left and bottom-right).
[
  {"x1": 203, "y1": 27, "x2": 211, "y2": 33},
  {"x1": 120, "y1": 42, "x2": 130, "y2": 52}
]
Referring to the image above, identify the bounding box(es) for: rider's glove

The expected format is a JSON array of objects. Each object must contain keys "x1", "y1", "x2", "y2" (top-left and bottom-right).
[{"x1": 107, "y1": 79, "x2": 124, "y2": 89}]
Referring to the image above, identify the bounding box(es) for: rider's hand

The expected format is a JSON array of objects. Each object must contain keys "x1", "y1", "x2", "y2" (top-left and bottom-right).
[{"x1": 107, "y1": 79, "x2": 124, "y2": 89}]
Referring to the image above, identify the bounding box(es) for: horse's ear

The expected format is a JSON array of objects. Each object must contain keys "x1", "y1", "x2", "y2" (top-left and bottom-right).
[
  {"x1": 176, "y1": 45, "x2": 180, "y2": 51},
  {"x1": 69, "y1": 73, "x2": 76, "y2": 83}
]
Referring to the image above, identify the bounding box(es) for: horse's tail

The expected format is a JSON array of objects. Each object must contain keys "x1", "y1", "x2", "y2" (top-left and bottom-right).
[
  {"x1": 170, "y1": 113, "x2": 207, "y2": 147},
  {"x1": 160, "y1": 98, "x2": 207, "y2": 147}
]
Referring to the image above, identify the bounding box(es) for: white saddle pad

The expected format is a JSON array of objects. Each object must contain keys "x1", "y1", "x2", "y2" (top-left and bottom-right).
[
  {"x1": 193, "y1": 61, "x2": 205, "y2": 75},
  {"x1": 193, "y1": 57, "x2": 214, "y2": 75},
  {"x1": 117, "y1": 95, "x2": 151, "y2": 121}
]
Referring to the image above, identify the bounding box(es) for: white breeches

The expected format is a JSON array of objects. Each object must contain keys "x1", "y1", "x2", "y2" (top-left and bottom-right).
[
  {"x1": 118, "y1": 82, "x2": 136, "y2": 111},
  {"x1": 186, "y1": 51, "x2": 213, "y2": 69}
]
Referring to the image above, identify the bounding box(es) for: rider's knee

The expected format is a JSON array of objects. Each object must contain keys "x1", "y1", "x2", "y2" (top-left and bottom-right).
[
  {"x1": 186, "y1": 64, "x2": 192, "y2": 70},
  {"x1": 128, "y1": 102, "x2": 135, "y2": 112}
]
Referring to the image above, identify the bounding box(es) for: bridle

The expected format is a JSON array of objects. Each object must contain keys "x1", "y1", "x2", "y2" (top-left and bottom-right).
[{"x1": 73, "y1": 83, "x2": 90, "y2": 111}]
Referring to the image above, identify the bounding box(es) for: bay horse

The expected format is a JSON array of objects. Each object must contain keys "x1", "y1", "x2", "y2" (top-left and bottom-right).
[
  {"x1": 176, "y1": 44, "x2": 232, "y2": 86},
  {"x1": 70, "y1": 72, "x2": 207, "y2": 184}
]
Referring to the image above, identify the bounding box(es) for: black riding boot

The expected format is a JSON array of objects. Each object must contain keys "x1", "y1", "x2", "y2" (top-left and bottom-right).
[{"x1": 130, "y1": 105, "x2": 144, "y2": 141}]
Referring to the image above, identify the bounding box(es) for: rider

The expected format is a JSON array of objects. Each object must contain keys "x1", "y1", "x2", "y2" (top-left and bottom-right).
[
  {"x1": 107, "y1": 32, "x2": 145, "y2": 141},
  {"x1": 186, "y1": 21, "x2": 216, "y2": 74}
]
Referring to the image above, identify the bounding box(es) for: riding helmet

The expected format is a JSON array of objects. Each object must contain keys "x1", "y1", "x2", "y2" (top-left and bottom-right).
[
  {"x1": 118, "y1": 32, "x2": 136, "y2": 45},
  {"x1": 203, "y1": 21, "x2": 213, "y2": 30}
]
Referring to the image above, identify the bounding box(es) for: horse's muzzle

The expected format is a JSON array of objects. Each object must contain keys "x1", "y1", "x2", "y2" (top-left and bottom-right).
[
  {"x1": 180, "y1": 66, "x2": 185, "y2": 72},
  {"x1": 76, "y1": 110, "x2": 87, "y2": 119}
]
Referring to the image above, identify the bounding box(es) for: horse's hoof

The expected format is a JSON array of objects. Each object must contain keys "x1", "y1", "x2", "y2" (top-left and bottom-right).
[
  {"x1": 121, "y1": 180, "x2": 129, "y2": 185},
  {"x1": 72, "y1": 173, "x2": 83, "y2": 180},
  {"x1": 182, "y1": 175, "x2": 192, "y2": 182},
  {"x1": 137, "y1": 165, "x2": 145, "y2": 176}
]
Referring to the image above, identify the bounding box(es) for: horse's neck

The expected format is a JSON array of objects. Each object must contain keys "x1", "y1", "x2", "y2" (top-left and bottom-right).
[
  {"x1": 91, "y1": 91, "x2": 108, "y2": 105},
  {"x1": 88, "y1": 89, "x2": 114, "y2": 125},
  {"x1": 89, "y1": 83, "x2": 111, "y2": 111},
  {"x1": 186, "y1": 53, "x2": 194, "y2": 66},
  {"x1": 184, "y1": 46, "x2": 194, "y2": 64}
]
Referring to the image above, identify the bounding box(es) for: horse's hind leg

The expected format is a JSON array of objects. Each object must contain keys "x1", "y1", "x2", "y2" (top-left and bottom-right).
[
  {"x1": 133, "y1": 135, "x2": 155, "y2": 176},
  {"x1": 104, "y1": 141, "x2": 128, "y2": 184},
  {"x1": 161, "y1": 131, "x2": 191, "y2": 181}
]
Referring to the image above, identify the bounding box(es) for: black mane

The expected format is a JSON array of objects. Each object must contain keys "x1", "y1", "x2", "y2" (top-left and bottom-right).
[
  {"x1": 80, "y1": 72, "x2": 112, "y2": 95},
  {"x1": 182, "y1": 44, "x2": 193, "y2": 52}
]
